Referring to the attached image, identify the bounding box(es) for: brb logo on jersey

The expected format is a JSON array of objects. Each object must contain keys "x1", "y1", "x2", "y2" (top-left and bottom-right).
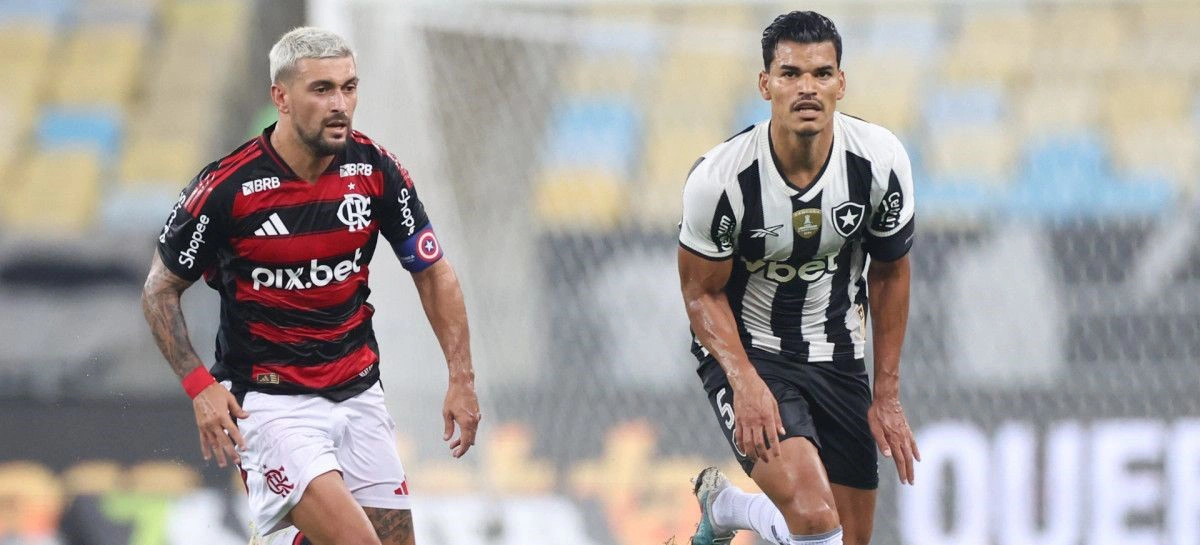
[
  {"x1": 745, "y1": 254, "x2": 838, "y2": 283},
  {"x1": 338, "y1": 193, "x2": 372, "y2": 232},
  {"x1": 242, "y1": 176, "x2": 280, "y2": 196},
  {"x1": 340, "y1": 162, "x2": 373, "y2": 177},
  {"x1": 251, "y1": 248, "x2": 364, "y2": 290}
]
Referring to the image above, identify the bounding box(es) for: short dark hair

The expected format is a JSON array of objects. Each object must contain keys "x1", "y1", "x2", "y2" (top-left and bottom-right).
[{"x1": 761, "y1": 11, "x2": 842, "y2": 71}]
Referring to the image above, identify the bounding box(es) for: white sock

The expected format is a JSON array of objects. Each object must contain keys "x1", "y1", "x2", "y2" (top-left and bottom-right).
[
  {"x1": 711, "y1": 487, "x2": 793, "y2": 545},
  {"x1": 791, "y1": 527, "x2": 843, "y2": 545}
]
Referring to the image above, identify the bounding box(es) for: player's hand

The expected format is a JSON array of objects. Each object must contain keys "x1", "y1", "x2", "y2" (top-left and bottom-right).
[
  {"x1": 731, "y1": 374, "x2": 785, "y2": 464},
  {"x1": 192, "y1": 383, "x2": 249, "y2": 468},
  {"x1": 868, "y1": 395, "x2": 920, "y2": 485},
  {"x1": 443, "y1": 380, "x2": 481, "y2": 458}
]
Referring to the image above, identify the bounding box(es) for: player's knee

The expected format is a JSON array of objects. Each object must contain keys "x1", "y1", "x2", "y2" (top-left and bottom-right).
[{"x1": 777, "y1": 497, "x2": 840, "y2": 535}]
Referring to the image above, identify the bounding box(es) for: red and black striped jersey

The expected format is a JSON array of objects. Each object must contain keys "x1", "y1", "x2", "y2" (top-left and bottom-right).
[{"x1": 157, "y1": 124, "x2": 445, "y2": 401}]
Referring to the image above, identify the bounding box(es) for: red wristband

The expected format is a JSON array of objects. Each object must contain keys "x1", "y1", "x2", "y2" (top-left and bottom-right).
[{"x1": 182, "y1": 366, "x2": 217, "y2": 399}]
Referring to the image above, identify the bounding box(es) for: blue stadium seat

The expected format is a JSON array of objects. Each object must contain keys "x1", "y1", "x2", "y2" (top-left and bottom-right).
[
  {"x1": 731, "y1": 94, "x2": 769, "y2": 133},
  {"x1": 922, "y1": 85, "x2": 1006, "y2": 127},
  {"x1": 36, "y1": 106, "x2": 123, "y2": 158},
  {"x1": 916, "y1": 176, "x2": 999, "y2": 219},
  {"x1": 1007, "y1": 134, "x2": 1172, "y2": 219},
  {"x1": 1019, "y1": 133, "x2": 1107, "y2": 185},
  {"x1": 543, "y1": 98, "x2": 640, "y2": 176},
  {"x1": 0, "y1": 0, "x2": 73, "y2": 25},
  {"x1": 863, "y1": 12, "x2": 940, "y2": 56}
]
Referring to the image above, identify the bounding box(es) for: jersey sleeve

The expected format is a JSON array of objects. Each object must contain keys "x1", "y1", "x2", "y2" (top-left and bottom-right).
[
  {"x1": 864, "y1": 134, "x2": 916, "y2": 262},
  {"x1": 679, "y1": 158, "x2": 737, "y2": 260},
  {"x1": 156, "y1": 169, "x2": 230, "y2": 282},
  {"x1": 376, "y1": 152, "x2": 444, "y2": 273}
]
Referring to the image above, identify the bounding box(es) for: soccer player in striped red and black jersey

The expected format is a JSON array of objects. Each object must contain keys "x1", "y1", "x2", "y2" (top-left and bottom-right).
[{"x1": 141, "y1": 27, "x2": 479, "y2": 545}]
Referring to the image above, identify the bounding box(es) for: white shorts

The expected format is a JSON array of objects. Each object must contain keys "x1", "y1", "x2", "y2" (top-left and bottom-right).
[{"x1": 235, "y1": 382, "x2": 412, "y2": 534}]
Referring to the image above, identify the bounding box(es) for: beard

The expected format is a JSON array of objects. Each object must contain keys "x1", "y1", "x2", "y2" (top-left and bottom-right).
[{"x1": 298, "y1": 122, "x2": 349, "y2": 157}]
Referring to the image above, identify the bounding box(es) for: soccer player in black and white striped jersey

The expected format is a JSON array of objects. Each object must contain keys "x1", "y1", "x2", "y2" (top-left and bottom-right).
[{"x1": 679, "y1": 11, "x2": 919, "y2": 545}]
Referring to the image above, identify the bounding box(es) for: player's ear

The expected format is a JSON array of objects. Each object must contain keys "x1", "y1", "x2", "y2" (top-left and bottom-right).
[
  {"x1": 836, "y1": 69, "x2": 845, "y2": 101},
  {"x1": 758, "y1": 70, "x2": 770, "y2": 101},
  {"x1": 271, "y1": 82, "x2": 289, "y2": 115}
]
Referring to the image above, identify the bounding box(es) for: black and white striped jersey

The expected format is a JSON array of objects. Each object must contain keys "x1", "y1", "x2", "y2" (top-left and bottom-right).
[{"x1": 680, "y1": 112, "x2": 915, "y2": 363}]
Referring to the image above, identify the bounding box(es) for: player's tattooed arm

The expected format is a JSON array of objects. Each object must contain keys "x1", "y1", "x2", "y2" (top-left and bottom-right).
[
  {"x1": 363, "y1": 508, "x2": 415, "y2": 545},
  {"x1": 141, "y1": 252, "x2": 203, "y2": 378}
]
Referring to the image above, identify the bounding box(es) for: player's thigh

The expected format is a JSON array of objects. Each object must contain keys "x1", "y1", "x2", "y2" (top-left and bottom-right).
[
  {"x1": 337, "y1": 384, "x2": 413, "y2": 510},
  {"x1": 699, "y1": 358, "x2": 817, "y2": 476},
  {"x1": 362, "y1": 508, "x2": 415, "y2": 545},
  {"x1": 805, "y1": 360, "x2": 879, "y2": 490},
  {"x1": 288, "y1": 470, "x2": 380, "y2": 545},
  {"x1": 831, "y1": 484, "x2": 876, "y2": 545},
  {"x1": 749, "y1": 436, "x2": 839, "y2": 534}
]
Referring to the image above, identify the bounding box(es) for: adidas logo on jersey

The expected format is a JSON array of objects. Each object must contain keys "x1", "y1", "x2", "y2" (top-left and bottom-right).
[{"x1": 254, "y1": 213, "x2": 290, "y2": 236}]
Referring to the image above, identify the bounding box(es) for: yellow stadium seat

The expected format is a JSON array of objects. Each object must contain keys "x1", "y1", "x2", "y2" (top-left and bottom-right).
[
  {"x1": 0, "y1": 462, "x2": 63, "y2": 538},
  {"x1": 119, "y1": 136, "x2": 205, "y2": 186},
  {"x1": 534, "y1": 168, "x2": 626, "y2": 230},
  {"x1": 60, "y1": 460, "x2": 122, "y2": 496},
  {"x1": 1111, "y1": 120, "x2": 1197, "y2": 190},
  {"x1": 3, "y1": 150, "x2": 101, "y2": 233},
  {"x1": 840, "y1": 54, "x2": 921, "y2": 133},
  {"x1": 1015, "y1": 81, "x2": 1101, "y2": 136},
  {"x1": 1139, "y1": 3, "x2": 1200, "y2": 39},
  {"x1": 51, "y1": 25, "x2": 145, "y2": 105},
  {"x1": 640, "y1": 125, "x2": 723, "y2": 186},
  {"x1": 1102, "y1": 77, "x2": 1190, "y2": 133},
  {"x1": 167, "y1": 0, "x2": 247, "y2": 40},
  {"x1": 0, "y1": 24, "x2": 55, "y2": 65},
  {"x1": 126, "y1": 461, "x2": 200, "y2": 495},
  {"x1": 560, "y1": 56, "x2": 646, "y2": 96},
  {"x1": 1033, "y1": 5, "x2": 1130, "y2": 74},
  {"x1": 941, "y1": 9, "x2": 1034, "y2": 84},
  {"x1": 926, "y1": 124, "x2": 1017, "y2": 186}
]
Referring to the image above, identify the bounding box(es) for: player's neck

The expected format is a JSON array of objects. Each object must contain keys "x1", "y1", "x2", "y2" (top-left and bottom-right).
[
  {"x1": 270, "y1": 122, "x2": 335, "y2": 183},
  {"x1": 768, "y1": 121, "x2": 834, "y2": 189}
]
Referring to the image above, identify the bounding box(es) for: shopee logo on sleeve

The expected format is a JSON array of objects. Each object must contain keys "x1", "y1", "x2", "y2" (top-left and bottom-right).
[
  {"x1": 250, "y1": 249, "x2": 364, "y2": 291},
  {"x1": 242, "y1": 176, "x2": 280, "y2": 196},
  {"x1": 177, "y1": 215, "x2": 211, "y2": 269},
  {"x1": 397, "y1": 187, "x2": 416, "y2": 236}
]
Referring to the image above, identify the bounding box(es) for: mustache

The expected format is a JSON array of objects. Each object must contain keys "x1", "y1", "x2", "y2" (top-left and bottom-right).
[{"x1": 324, "y1": 114, "x2": 351, "y2": 126}]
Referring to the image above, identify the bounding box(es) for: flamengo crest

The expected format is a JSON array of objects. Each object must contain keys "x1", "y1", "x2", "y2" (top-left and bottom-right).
[{"x1": 338, "y1": 193, "x2": 372, "y2": 232}]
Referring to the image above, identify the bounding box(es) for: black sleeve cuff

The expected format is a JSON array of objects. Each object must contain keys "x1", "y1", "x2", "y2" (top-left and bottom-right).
[{"x1": 865, "y1": 217, "x2": 914, "y2": 263}]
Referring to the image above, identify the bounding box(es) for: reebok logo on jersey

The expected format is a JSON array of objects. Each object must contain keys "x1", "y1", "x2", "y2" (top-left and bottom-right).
[
  {"x1": 745, "y1": 254, "x2": 838, "y2": 283},
  {"x1": 251, "y1": 249, "x2": 363, "y2": 291},
  {"x1": 749, "y1": 224, "x2": 784, "y2": 238},
  {"x1": 242, "y1": 176, "x2": 280, "y2": 196},
  {"x1": 253, "y1": 213, "x2": 290, "y2": 236}
]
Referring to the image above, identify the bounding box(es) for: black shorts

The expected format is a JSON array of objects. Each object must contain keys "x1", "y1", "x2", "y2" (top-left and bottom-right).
[{"x1": 698, "y1": 348, "x2": 878, "y2": 490}]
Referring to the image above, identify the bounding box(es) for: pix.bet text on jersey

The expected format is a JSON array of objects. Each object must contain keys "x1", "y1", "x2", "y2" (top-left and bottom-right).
[
  {"x1": 680, "y1": 113, "x2": 915, "y2": 364},
  {"x1": 158, "y1": 124, "x2": 444, "y2": 401}
]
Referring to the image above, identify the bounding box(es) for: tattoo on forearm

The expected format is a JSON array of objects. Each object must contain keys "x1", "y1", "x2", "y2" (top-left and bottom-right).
[
  {"x1": 142, "y1": 261, "x2": 202, "y2": 379},
  {"x1": 364, "y1": 508, "x2": 414, "y2": 545}
]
